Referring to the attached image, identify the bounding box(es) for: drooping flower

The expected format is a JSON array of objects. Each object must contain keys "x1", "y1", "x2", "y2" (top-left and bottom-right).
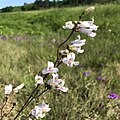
[
  {"x1": 108, "y1": 92, "x2": 119, "y2": 99},
  {"x1": 48, "y1": 73, "x2": 68, "y2": 92},
  {"x1": 5, "y1": 84, "x2": 13, "y2": 95},
  {"x1": 42, "y1": 61, "x2": 59, "y2": 74},
  {"x1": 31, "y1": 101, "x2": 51, "y2": 119},
  {"x1": 68, "y1": 35, "x2": 86, "y2": 53},
  {"x1": 77, "y1": 18, "x2": 99, "y2": 37},
  {"x1": 62, "y1": 52, "x2": 79, "y2": 67},
  {"x1": 13, "y1": 83, "x2": 24, "y2": 93},
  {"x1": 63, "y1": 21, "x2": 74, "y2": 29},
  {"x1": 85, "y1": 6, "x2": 95, "y2": 13},
  {"x1": 35, "y1": 75, "x2": 44, "y2": 85}
]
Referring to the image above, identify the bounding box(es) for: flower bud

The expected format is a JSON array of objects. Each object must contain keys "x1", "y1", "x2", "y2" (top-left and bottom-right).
[{"x1": 85, "y1": 6, "x2": 95, "y2": 13}]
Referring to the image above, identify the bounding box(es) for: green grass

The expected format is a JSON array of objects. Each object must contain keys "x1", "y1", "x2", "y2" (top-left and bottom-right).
[{"x1": 0, "y1": 3, "x2": 120, "y2": 120}]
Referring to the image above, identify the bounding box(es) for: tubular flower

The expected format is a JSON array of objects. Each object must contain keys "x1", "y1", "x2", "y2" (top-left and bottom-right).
[
  {"x1": 42, "y1": 61, "x2": 59, "y2": 74},
  {"x1": 63, "y1": 21, "x2": 74, "y2": 29},
  {"x1": 31, "y1": 106, "x2": 44, "y2": 119},
  {"x1": 68, "y1": 35, "x2": 86, "y2": 53},
  {"x1": 48, "y1": 73, "x2": 68, "y2": 92},
  {"x1": 35, "y1": 75, "x2": 44, "y2": 85},
  {"x1": 31, "y1": 101, "x2": 51, "y2": 119},
  {"x1": 5, "y1": 84, "x2": 13, "y2": 95},
  {"x1": 13, "y1": 83, "x2": 24, "y2": 93},
  {"x1": 77, "y1": 18, "x2": 99, "y2": 37},
  {"x1": 62, "y1": 52, "x2": 79, "y2": 67}
]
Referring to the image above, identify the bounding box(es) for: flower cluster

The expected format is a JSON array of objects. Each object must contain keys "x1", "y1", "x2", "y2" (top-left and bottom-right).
[
  {"x1": 35, "y1": 61, "x2": 68, "y2": 92},
  {"x1": 63, "y1": 18, "x2": 98, "y2": 37},
  {"x1": 32, "y1": 6, "x2": 99, "y2": 119}
]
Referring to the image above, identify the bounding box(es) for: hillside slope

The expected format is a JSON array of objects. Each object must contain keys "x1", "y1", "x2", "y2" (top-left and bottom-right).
[{"x1": 0, "y1": 4, "x2": 120, "y2": 120}]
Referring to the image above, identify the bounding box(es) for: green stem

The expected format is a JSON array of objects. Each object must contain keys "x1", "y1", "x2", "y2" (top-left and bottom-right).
[{"x1": 56, "y1": 28, "x2": 75, "y2": 61}]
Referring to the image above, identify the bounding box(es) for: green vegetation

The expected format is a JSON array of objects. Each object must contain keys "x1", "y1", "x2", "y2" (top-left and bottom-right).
[
  {"x1": 0, "y1": 4, "x2": 120, "y2": 120},
  {"x1": 1, "y1": 0, "x2": 120, "y2": 12}
]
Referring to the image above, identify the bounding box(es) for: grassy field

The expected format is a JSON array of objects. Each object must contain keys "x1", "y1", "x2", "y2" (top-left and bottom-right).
[{"x1": 0, "y1": 3, "x2": 120, "y2": 120}]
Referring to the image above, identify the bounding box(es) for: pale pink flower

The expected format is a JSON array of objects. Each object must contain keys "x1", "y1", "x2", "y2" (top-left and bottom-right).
[
  {"x1": 62, "y1": 52, "x2": 79, "y2": 67},
  {"x1": 42, "y1": 61, "x2": 58, "y2": 74},
  {"x1": 31, "y1": 101, "x2": 51, "y2": 119},
  {"x1": 69, "y1": 35, "x2": 86, "y2": 53},
  {"x1": 48, "y1": 73, "x2": 68, "y2": 92},
  {"x1": 77, "y1": 18, "x2": 98, "y2": 37}
]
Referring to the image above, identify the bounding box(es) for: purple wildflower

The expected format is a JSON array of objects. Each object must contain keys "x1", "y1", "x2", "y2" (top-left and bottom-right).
[
  {"x1": 1, "y1": 35, "x2": 7, "y2": 41},
  {"x1": 108, "y1": 92, "x2": 119, "y2": 99},
  {"x1": 96, "y1": 76, "x2": 102, "y2": 80},
  {"x1": 96, "y1": 76, "x2": 106, "y2": 82},
  {"x1": 83, "y1": 71, "x2": 90, "y2": 76}
]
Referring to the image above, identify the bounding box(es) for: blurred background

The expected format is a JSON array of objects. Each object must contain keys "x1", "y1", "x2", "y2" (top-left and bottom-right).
[{"x1": 0, "y1": 0, "x2": 120, "y2": 120}]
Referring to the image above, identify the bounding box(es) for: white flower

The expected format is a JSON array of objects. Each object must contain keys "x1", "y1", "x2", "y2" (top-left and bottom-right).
[
  {"x1": 59, "y1": 49, "x2": 69, "y2": 55},
  {"x1": 85, "y1": 6, "x2": 95, "y2": 13},
  {"x1": 42, "y1": 61, "x2": 59, "y2": 74},
  {"x1": 35, "y1": 75, "x2": 44, "y2": 85},
  {"x1": 38, "y1": 101, "x2": 51, "y2": 112},
  {"x1": 48, "y1": 73, "x2": 64, "y2": 86},
  {"x1": 31, "y1": 101, "x2": 51, "y2": 119},
  {"x1": 68, "y1": 35, "x2": 86, "y2": 53},
  {"x1": 62, "y1": 52, "x2": 79, "y2": 67},
  {"x1": 31, "y1": 106, "x2": 44, "y2": 119},
  {"x1": 63, "y1": 21, "x2": 74, "y2": 29},
  {"x1": 5, "y1": 84, "x2": 13, "y2": 95},
  {"x1": 48, "y1": 73, "x2": 68, "y2": 92},
  {"x1": 70, "y1": 35, "x2": 86, "y2": 46},
  {"x1": 13, "y1": 83, "x2": 24, "y2": 93},
  {"x1": 68, "y1": 45, "x2": 84, "y2": 54},
  {"x1": 56, "y1": 86, "x2": 68, "y2": 92},
  {"x1": 77, "y1": 18, "x2": 99, "y2": 37}
]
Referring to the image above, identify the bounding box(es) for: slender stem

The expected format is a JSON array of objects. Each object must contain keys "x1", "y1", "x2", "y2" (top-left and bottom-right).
[
  {"x1": 57, "y1": 28, "x2": 75, "y2": 60},
  {"x1": 13, "y1": 16, "x2": 78, "y2": 120},
  {"x1": 56, "y1": 9, "x2": 85, "y2": 61},
  {"x1": 13, "y1": 73, "x2": 49, "y2": 120},
  {"x1": 0, "y1": 97, "x2": 8, "y2": 120},
  {"x1": 79, "y1": 11, "x2": 85, "y2": 20},
  {"x1": 24, "y1": 88, "x2": 48, "y2": 109},
  {"x1": 3, "y1": 104, "x2": 15, "y2": 117},
  {"x1": 13, "y1": 85, "x2": 40, "y2": 120}
]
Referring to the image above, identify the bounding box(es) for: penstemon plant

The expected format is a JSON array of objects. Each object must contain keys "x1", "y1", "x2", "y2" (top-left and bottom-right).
[{"x1": 0, "y1": 6, "x2": 100, "y2": 120}]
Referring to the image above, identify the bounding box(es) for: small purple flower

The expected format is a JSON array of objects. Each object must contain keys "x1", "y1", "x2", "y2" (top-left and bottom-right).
[
  {"x1": 96, "y1": 76, "x2": 106, "y2": 82},
  {"x1": 108, "y1": 92, "x2": 119, "y2": 99},
  {"x1": 1, "y1": 35, "x2": 7, "y2": 41},
  {"x1": 83, "y1": 71, "x2": 90, "y2": 76},
  {"x1": 96, "y1": 76, "x2": 102, "y2": 80}
]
